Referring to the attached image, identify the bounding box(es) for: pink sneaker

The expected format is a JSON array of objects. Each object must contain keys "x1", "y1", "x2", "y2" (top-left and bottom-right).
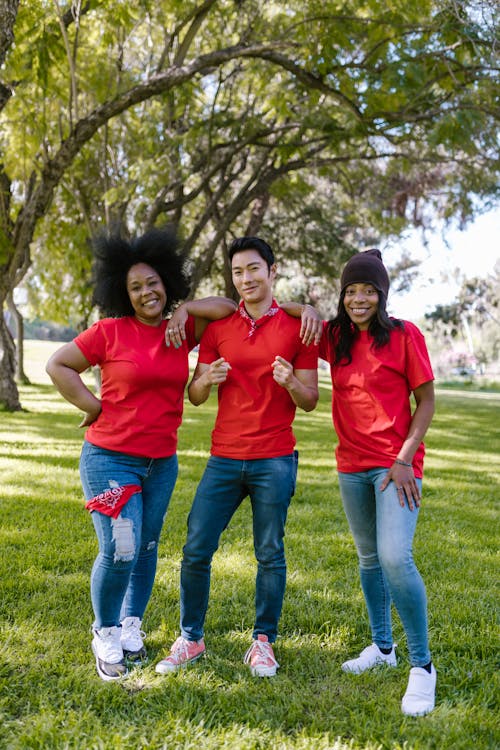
[
  {"x1": 244, "y1": 634, "x2": 279, "y2": 677},
  {"x1": 155, "y1": 636, "x2": 205, "y2": 674}
]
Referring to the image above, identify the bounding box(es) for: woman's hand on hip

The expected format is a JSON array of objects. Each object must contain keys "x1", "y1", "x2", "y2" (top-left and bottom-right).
[
  {"x1": 78, "y1": 403, "x2": 102, "y2": 428},
  {"x1": 380, "y1": 462, "x2": 421, "y2": 511}
]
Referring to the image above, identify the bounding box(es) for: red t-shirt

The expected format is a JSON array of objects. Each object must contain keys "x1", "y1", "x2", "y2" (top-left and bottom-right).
[
  {"x1": 74, "y1": 316, "x2": 197, "y2": 458},
  {"x1": 198, "y1": 305, "x2": 318, "y2": 459},
  {"x1": 319, "y1": 320, "x2": 434, "y2": 477}
]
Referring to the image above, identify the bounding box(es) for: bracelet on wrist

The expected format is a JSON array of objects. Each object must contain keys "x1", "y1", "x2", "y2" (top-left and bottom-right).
[{"x1": 394, "y1": 458, "x2": 412, "y2": 467}]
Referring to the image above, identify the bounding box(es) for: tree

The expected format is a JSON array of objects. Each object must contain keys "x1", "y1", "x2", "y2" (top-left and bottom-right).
[
  {"x1": 424, "y1": 265, "x2": 500, "y2": 374},
  {"x1": 1, "y1": 0, "x2": 498, "y2": 409}
]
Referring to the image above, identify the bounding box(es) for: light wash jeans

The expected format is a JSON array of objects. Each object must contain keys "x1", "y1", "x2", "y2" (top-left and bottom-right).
[
  {"x1": 338, "y1": 468, "x2": 430, "y2": 667},
  {"x1": 80, "y1": 441, "x2": 178, "y2": 628},
  {"x1": 180, "y1": 453, "x2": 298, "y2": 643}
]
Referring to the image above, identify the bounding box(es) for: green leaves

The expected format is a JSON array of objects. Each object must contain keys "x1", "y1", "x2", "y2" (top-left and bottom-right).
[{"x1": 0, "y1": 0, "x2": 498, "y2": 409}]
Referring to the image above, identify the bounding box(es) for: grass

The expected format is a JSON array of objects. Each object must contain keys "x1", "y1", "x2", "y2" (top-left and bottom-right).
[
  {"x1": 437, "y1": 380, "x2": 500, "y2": 393},
  {"x1": 0, "y1": 340, "x2": 498, "y2": 750}
]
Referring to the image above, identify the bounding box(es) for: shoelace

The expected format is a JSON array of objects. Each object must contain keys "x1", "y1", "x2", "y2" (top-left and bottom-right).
[
  {"x1": 123, "y1": 625, "x2": 146, "y2": 637},
  {"x1": 171, "y1": 638, "x2": 191, "y2": 662},
  {"x1": 97, "y1": 631, "x2": 123, "y2": 660},
  {"x1": 123, "y1": 629, "x2": 146, "y2": 646},
  {"x1": 122, "y1": 620, "x2": 146, "y2": 643},
  {"x1": 248, "y1": 640, "x2": 275, "y2": 664}
]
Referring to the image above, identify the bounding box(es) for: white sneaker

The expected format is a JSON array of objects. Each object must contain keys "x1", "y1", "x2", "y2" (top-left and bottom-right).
[
  {"x1": 91, "y1": 626, "x2": 127, "y2": 681},
  {"x1": 402, "y1": 665, "x2": 436, "y2": 716},
  {"x1": 121, "y1": 617, "x2": 147, "y2": 662},
  {"x1": 342, "y1": 643, "x2": 397, "y2": 674}
]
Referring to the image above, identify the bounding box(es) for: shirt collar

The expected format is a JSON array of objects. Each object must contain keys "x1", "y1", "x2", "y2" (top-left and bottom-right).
[{"x1": 238, "y1": 299, "x2": 279, "y2": 339}]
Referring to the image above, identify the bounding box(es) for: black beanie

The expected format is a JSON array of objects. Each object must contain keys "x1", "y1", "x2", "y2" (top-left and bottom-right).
[{"x1": 340, "y1": 249, "x2": 390, "y2": 298}]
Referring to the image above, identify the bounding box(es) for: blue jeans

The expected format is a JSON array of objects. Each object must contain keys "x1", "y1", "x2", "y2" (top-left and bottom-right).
[
  {"x1": 338, "y1": 468, "x2": 430, "y2": 667},
  {"x1": 180, "y1": 453, "x2": 298, "y2": 643},
  {"x1": 80, "y1": 441, "x2": 178, "y2": 628}
]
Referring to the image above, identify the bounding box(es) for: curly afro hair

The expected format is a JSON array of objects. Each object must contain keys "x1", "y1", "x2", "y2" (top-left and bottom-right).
[{"x1": 91, "y1": 226, "x2": 191, "y2": 317}]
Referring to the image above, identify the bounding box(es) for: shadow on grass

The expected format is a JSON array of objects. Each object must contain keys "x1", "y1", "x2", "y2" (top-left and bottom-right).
[{"x1": 0, "y1": 384, "x2": 498, "y2": 749}]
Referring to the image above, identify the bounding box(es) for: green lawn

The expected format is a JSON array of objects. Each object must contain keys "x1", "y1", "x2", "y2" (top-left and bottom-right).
[{"x1": 0, "y1": 341, "x2": 498, "y2": 750}]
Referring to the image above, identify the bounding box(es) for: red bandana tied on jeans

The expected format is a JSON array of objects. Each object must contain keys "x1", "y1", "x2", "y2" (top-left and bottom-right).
[
  {"x1": 85, "y1": 484, "x2": 141, "y2": 518},
  {"x1": 238, "y1": 299, "x2": 279, "y2": 339}
]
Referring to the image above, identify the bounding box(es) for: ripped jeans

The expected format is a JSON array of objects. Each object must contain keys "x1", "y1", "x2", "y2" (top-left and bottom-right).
[{"x1": 80, "y1": 441, "x2": 178, "y2": 629}]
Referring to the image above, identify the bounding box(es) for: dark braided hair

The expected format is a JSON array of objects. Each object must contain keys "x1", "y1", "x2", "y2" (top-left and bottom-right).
[
  {"x1": 327, "y1": 288, "x2": 404, "y2": 365},
  {"x1": 91, "y1": 226, "x2": 191, "y2": 317}
]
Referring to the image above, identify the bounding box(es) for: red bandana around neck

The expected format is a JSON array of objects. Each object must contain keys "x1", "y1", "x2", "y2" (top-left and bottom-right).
[{"x1": 238, "y1": 299, "x2": 279, "y2": 339}]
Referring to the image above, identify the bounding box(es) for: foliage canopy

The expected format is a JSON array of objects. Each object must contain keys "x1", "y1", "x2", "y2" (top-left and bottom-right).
[{"x1": 0, "y1": 0, "x2": 498, "y2": 408}]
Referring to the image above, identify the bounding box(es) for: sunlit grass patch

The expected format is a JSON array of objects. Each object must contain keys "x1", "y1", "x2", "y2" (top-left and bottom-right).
[{"x1": 0, "y1": 343, "x2": 498, "y2": 749}]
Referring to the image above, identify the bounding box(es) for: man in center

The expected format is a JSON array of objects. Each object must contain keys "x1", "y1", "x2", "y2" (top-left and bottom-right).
[{"x1": 156, "y1": 236, "x2": 319, "y2": 677}]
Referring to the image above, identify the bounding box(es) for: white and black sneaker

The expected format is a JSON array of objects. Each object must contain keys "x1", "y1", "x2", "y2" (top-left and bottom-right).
[
  {"x1": 121, "y1": 617, "x2": 147, "y2": 662},
  {"x1": 91, "y1": 626, "x2": 128, "y2": 681}
]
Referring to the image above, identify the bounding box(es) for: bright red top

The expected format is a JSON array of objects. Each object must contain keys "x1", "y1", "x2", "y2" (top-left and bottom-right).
[
  {"x1": 198, "y1": 304, "x2": 318, "y2": 459},
  {"x1": 319, "y1": 320, "x2": 434, "y2": 477},
  {"x1": 74, "y1": 316, "x2": 197, "y2": 458}
]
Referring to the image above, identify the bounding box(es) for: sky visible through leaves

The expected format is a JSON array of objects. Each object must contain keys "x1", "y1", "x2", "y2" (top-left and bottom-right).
[{"x1": 384, "y1": 207, "x2": 499, "y2": 322}]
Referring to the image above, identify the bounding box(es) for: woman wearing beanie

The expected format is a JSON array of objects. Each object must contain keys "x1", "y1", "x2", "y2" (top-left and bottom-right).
[{"x1": 284, "y1": 248, "x2": 436, "y2": 716}]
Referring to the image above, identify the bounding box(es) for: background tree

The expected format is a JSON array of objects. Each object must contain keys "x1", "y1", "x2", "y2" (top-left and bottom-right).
[
  {"x1": 1, "y1": 0, "x2": 498, "y2": 410},
  {"x1": 423, "y1": 264, "x2": 500, "y2": 375}
]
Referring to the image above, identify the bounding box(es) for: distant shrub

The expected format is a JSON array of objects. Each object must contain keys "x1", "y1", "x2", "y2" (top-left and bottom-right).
[{"x1": 23, "y1": 318, "x2": 78, "y2": 341}]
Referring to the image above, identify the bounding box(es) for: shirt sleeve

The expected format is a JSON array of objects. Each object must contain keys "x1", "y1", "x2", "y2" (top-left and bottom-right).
[
  {"x1": 318, "y1": 320, "x2": 330, "y2": 362},
  {"x1": 74, "y1": 321, "x2": 107, "y2": 366},
  {"x1": 185, "y1": 315, "x2": 198, "y2": 352},
  {"x1": 197, "y1": 322, "x2": 220, "y2": 364},
  {"x1": 293, "y1": 339, "x2": 319, "y2": 369},
  {"x1": 290, "y1": 315, "x2": 319, "y2": 369},
  {"x1": 403, "y1": 321, "x2": 434, "y2": 390}
]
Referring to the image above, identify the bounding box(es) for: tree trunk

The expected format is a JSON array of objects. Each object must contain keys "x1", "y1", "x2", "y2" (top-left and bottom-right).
[
  {"x1": 0, "y1": 0, "x2": 19, "y2": 111},
  {"x1": 245, "y1": 192, "x2": 270, "y2": 235},
  {"x1": 7, "y1": 293, "x2": 30, "y2": 384},
  {"x1": 0, "y1": 311, "x2": 21, "y2": 410}
]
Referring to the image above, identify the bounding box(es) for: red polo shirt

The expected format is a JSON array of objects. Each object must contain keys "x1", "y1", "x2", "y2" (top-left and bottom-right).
[{"x1": 198, "y1": 305, "x2": 318, "y2": 459}]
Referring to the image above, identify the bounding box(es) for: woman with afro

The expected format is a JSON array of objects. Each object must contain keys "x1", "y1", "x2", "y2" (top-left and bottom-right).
[{"x1": 47, "y1": 227, "x2": 236, "y2": 681}]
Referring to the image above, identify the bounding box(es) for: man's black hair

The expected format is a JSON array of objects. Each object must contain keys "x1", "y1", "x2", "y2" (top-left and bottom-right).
[{"x1": 228, "y1": 236, "x2": 275, "y2": 270}]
